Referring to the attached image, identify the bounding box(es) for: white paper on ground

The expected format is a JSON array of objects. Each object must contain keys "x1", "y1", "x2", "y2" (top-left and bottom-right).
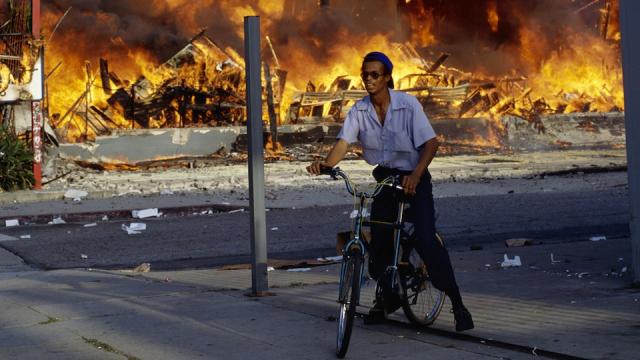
[
  {"x1": 501, "y1": 254, "x2": 522, "y2": 268},
  {"x1": 19, "y1": 235, "x2": 31, "y2": 239},
  {"x1": 64, "y1": 189, "x2": 88, "y2": 201},
  {"x1": 83, "y1": 223, "x2": 97, "y2": 227},
  {"x1": 5, "y1": 219, "x2": 19, "y2": 227},
  {"x1": 132, "y1": 208, "x2": 161, "y2": 219},
  {"x1": 317, "y1": 256, "x2": 343, "y2": 262},
  {"x1": 49, "y1": 217, "x2": 66, "y2": 225},
  {"x1": 122, "y1": 223, "x2": 147, "y2": 235},
  {"x1": 287, "y1": 268, "x2": 311, "y2": 272},
  {"x1": 589, "y1": 235, "x2": 607, "y2": 241}
]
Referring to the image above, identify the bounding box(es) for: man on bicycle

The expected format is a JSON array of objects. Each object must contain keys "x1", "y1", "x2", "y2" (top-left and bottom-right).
[{"x1": 307, "y1": 52, "x2": 474, "y2": 332}]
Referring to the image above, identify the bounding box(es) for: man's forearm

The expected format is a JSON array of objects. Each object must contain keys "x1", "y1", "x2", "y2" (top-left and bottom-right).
[
  {"x1": 324, "y1": 139, "x2": 349, "y2": 167},
  {"x1": 412, "y1": 137, "x2": 439, "y2": 176}
]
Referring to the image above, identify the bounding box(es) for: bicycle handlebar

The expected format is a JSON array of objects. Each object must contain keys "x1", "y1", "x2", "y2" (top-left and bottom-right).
[{"x1": 321, "y1": 166, "x2": 404, "y2": 198}]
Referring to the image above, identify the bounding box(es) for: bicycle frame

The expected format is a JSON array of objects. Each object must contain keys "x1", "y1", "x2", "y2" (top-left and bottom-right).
[
  {"x1": 338, "y1": 194, "x2": 367, "y2": 303},
  {"x1": 331, "y1": 167, "x2": 405, "y2": 304}
]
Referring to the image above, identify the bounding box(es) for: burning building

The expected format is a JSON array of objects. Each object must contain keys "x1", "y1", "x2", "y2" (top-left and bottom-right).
[{"x1": 1, "y1": 0, "x2": 625, "y2": 166}]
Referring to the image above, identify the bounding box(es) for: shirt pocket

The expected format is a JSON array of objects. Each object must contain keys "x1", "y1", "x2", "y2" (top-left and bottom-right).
[
  {"x1": 389, "y1": 129, "x2": 414, "y2": 152},
  {"x1": 359, "y1": 130, "x2": 382, "y2": 150}
]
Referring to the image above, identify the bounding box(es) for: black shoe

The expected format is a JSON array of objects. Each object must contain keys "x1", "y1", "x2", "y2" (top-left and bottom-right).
[
  {"x1": 383, "y1": 291, "x2": 403, "y2": 314},
  {"x1": 364, "y1": 303, "x2": 386, "y2": 325},
  {"x1": 452, "y1": 307, "x2": 474, "y2": 332}
]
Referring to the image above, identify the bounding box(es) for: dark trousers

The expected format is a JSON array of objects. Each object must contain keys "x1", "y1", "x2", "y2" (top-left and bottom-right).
[{"x1": 369, "y1": 166, "x2": 461, "y2": 298}]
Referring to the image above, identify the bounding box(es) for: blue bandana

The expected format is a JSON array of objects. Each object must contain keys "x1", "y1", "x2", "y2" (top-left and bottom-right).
[{"x1": 363, "y1": 51, "x2": 393, "y2": 74}]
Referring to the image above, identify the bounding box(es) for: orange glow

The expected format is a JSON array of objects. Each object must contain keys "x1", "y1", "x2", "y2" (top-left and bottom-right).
[
  {"x1": 40, "y1": 0, "x2": 623, "y2": 144},
  {"x1": 487, "y1": 0, "x2": 499, "y2": 33}
]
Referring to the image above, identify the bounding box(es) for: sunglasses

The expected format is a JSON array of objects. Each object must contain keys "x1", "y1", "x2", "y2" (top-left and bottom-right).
[{"x1": 360, "y1": 71, "x2": 384, "y2": 80}]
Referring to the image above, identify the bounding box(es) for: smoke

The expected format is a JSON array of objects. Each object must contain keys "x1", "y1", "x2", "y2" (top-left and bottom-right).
[
  {"x1": 41, "y1": 0, "x2": 617, "y2": 79},
  {"x1": 397, "y1": 0, "x2": 617, "y2": 75}
]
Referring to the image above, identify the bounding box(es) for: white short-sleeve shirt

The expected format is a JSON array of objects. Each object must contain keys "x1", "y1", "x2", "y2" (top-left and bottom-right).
[{"x1": 337, "y1": 89, "x2": 436, "y2": 171}]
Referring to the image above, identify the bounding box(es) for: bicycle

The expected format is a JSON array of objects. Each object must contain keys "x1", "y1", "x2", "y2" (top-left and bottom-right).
[{"x1": 321, "y1": 167, "x2": 445, "y2": 358}]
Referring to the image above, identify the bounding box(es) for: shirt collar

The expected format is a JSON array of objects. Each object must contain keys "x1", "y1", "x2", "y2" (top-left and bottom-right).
[{"x1": 354, "y1": 89, "x2": 407, "y2": 111}]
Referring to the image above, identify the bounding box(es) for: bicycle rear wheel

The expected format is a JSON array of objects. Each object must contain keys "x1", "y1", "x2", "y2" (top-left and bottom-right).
[
  {"x1": 399, "y1": 234, "x2": 445, "y2": 326},
  {"x1": 336, "y1": 249, "x2": 363, "y2": 358}
]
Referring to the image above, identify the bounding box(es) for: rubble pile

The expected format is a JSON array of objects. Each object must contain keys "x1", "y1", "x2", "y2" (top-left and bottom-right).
[
  {"x1": 289, "y1": 46, "x2": 622, "y2": 130},
  {"x1": 51, "y1": 32, "x2": 286, "y2": 143}
]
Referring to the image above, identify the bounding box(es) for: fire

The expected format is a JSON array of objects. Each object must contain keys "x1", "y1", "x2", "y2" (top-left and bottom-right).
[
  {"x1": 38, "y1": 0, "x2": 623, "y2": 144},
  {"x1": 487, "y1": 0, "x2": 499, "y2": 33}
]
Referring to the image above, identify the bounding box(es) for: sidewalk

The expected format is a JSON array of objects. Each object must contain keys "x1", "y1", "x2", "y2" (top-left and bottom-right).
[
  {"x1": 0, "y1": 236, "x2": 637, "y2": 359},
  {"x1": 0, "y1": 149, "x2": 627, "y2": 210}
]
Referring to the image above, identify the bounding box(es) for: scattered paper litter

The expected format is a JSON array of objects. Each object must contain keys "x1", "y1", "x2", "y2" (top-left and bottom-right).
[
  {"x1": 287, "y1": 268, "x2": 311, "y2": 272},
  {"x1": 64, "y1": 189, "x2": 88, "y2": 201},
  {"x1": 132, "y1": 208, "x2": 162, "y2": 219},
  {"x1": 500, "y1": 254, "x2": 522, "y2": 268},
  {"x1": 83, "y1": 223, "x2": 97, "y2": 227},
  {"x1": 271, "y1": 227, "x2": 279, "y2": 231},
  {"x1": 621, "y1": 267, "x2": 628, "y2": 273},
  {"x1": 267, "y1": 266, "x2": 275, "y2": 272},
  {"x1": 101, "y1": 215, "x2": 109, "y2": 221},
  {"x1": 122, "y1": 223, "x2": 147, "y2": 235},
  {"x1": 49, "y1": 217, "x2": 66, "y2": 225},
  {"x1": 5, "y1": 219, "x2": 19, "y2": 227},
  {"x1": 80, "y1": 254, "x2": 88, "y2": 259},
  {"x1": 19, "y1": 235, "x2": 31, "y2": 239},
  {"x1": 317, "y1": 256, "x2": 343, "y2": 262},
  {"x1": 133, "y1": 263, "x2": 151, "y2": 273},
  {"x1": 589, "y1": 235, "x2": 607, "y2": 242}
]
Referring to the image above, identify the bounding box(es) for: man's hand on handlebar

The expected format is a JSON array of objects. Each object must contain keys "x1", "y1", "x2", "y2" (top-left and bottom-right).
[
  {"x1": 401, "y1": 172, "x2": 421, "y2": 195},
  {"x1": 307, "y1": 160, "x2": 331, "y2": 175}
]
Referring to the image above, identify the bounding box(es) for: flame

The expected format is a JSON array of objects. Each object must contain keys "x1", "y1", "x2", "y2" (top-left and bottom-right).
[
  {"x1": 38, "y1": 0, "x2": 623, "y2": 145},
  {"x1": 487, "y1": 0, "x2": 499, "y2": 33}
]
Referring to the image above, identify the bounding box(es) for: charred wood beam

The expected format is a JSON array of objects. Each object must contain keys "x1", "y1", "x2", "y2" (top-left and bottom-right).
[
  {"x1": 427, "y1": 53, "x2": 450, "y2": 73},
  {"x1": 100, "y1": 58, "x2": 112, "y2": 95},
  {"x1": 459, "y1": 90, "x2": 483, "y2": 117},
  {"x1": 57, "y1": 91, "x2": 87, "y2": 129},
  {"x1": 90, "y1": 105, "x2": 120, "y2": 128},
  {"x1": 108, "y1": 71, "x2": 123, "y2": 87},
  {"x1": 264, "y1": 62, "x2": 278, "y2": 146},
  {"x1": 45, "y1": 61, "x2": 62, "y2": 80}
]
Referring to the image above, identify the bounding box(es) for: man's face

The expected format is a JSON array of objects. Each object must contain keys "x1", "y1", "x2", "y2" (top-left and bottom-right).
[{"x1": 361, "y1": 61, "x2": 390, "y2": 95}]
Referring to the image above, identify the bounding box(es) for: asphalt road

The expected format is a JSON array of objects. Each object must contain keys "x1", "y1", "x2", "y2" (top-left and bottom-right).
[{"x1": 0, "y1": 186, "x2": 629, "y2": 270}]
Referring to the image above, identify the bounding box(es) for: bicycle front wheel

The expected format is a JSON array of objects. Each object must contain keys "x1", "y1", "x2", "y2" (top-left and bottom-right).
[
  {"x1": 336, "y1": 249, "x2": 363, "y2": 358},
  {"x1": 399, "y1": 237, "x2": 445, "y2": 326}
]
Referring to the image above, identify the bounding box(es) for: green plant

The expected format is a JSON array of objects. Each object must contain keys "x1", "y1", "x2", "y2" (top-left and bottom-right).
[{"x1": 0, "y1": 125, "x2": 34, "y2": 191}]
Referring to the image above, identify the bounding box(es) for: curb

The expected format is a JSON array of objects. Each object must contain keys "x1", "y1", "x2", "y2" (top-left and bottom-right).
[
  {"x1": 0, "y1": 203, "x2": 246, "y2": 225},
  {"x1": 0, "y1": 189, "x2": 117, "y2": 206}
]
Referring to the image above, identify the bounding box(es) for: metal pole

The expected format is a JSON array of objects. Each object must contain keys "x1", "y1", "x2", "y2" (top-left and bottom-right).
[
  {"x1": 620, "y1": 0, "x2": 640, "y2": 284},
  {"x1": 31, "y1": 0, "x2": 42, "y2": 190},
  {"x1": 244, "y1": 16, "x2": 269, "y2": 295}
]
